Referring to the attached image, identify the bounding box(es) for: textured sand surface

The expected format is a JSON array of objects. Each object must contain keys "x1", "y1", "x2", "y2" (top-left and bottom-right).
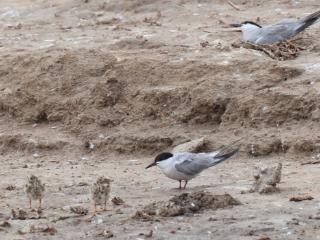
[{"x1": 1, "y1": 0, "x2": 320, "y2": 239}]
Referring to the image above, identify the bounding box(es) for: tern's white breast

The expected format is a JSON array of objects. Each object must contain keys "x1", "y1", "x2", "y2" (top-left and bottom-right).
[
  {"x1": 241, "y1": 24, "x2": 261, "y2": 43},
  {"x1": 157, "y1": 158, "x2": 195, "y2": 181}
]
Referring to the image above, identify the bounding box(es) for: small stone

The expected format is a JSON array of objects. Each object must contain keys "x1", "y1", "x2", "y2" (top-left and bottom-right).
[
  {"x1": 0, "y1": 221, "x2": 10, "y2": 228},
  {"x1": 200, "y1": 41, "x2": 209, "y2": 48},
  {"x1": 102, "y1": 230, "x2": 114, "y2": 238},
  {"x1": 289, "y1": 195, "x2": 314, "y2": 202},
  {"x1": 92, "y1": 217, "x2": 103, "y2": 224},
  {"x1": 96, "y1": 17, "x2": 120, "y2": 25},
  {"x1": 7, "y1": 23, "x2": 22, "y2": 29},
  {"x1": 2, "y1": 88, "x2": 12, "y2": 95},
  {"x1": 139, "y1": 230, "x2": 153, "y2": 238},
  {"x1": 78, "y1": 182, "x2": 89, "y2": 186},
  {"x1": 111, "y1": 196, "x2": 124, "y2": 205},
  {"x1": 259, "y1": 236, "x2": 271, "y2": 240}
]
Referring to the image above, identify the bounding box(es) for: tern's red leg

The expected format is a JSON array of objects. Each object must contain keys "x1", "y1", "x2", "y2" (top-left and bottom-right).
[
  {"x1": 104, "y1": 199, "x2": 107, "y2": 211},
  {"x1": 94, "y1": 203, "x2": 97, "y2": 214},
  {"x1": 183, "y1": 181, "x2": 188, "y2": 189}
]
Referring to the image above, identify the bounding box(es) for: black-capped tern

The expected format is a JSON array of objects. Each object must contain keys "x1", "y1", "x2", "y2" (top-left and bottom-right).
[
  {"x1": 146, "y1": 140, "x2": 240, "y2": 189},
  {"x1": 231, "y1": 10, "x2": 320, "y2": 44}
]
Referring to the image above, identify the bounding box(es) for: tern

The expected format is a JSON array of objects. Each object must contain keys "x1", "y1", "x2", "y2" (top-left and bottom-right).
[
  {"x1": 231, "y1": 10, "x2": 320, "y2": 44},
  {"x1": 146, "y1": 140, "x2": 240, "y2": 189}
]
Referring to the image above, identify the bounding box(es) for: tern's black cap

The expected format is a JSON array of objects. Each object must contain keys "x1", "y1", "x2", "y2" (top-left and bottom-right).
[
  {"x1": 145, "y1": 152, "x2": 173, "y2": 169},
  {"x1": 154, "y1": 152, "x2": 173, "y2": 162},
  {"x1": 241, "y1": 21, "x2": 262, "y2": 28}
]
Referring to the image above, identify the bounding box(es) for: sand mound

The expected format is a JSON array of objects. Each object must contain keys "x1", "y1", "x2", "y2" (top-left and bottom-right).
[
  {"x1": 0, "y1": 0, "x2": 319, "y2": 157},
  {"x1": 0, "y1": 47, "x2": 318, "y2": 155},
  {"x1": 133, "y1": 191, "x2": 241, "y2": 219}
]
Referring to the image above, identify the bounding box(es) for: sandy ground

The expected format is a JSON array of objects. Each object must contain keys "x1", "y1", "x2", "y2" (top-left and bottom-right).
[{"x1": 1, "y1": 0, "x2": 320, "y2": 239}]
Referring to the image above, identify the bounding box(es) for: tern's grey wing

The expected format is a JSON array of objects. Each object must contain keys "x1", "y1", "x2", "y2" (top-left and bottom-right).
[
  {"x1": 175, "y1": 153, "x2": 213, "y2": 176},
  {"x1": 257, "y1": 22, "x2": 300, "y2": 44}
]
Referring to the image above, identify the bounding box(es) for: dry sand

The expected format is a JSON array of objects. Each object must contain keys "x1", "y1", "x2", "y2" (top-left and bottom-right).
[{"x1": 1, "y1": 0, "x2": 320, "y2": 239}]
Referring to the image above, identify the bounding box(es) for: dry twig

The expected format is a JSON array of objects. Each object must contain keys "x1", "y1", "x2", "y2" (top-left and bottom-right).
[
  {"x1": 227, "y1": 1, "x2": 242, "y2": 11},
  {"x1": 233, "y1": 38, "x2": 306, "y2": 61}
]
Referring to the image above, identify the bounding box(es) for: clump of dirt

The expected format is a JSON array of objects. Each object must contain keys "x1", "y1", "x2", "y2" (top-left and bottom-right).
[
  {"x1": 111, "y1": 197, "x2": 125, "y2": 205},
  {"x1": 18, "y1": 224, "x2": 57, "y2": 236},
  {"x1": 30, "y1": 225, "x2": 57, "y2": 235},
  {"x1": 133, "y1": 191, "x2": 241, "y2": 219},
  {"x1": 11, "y1": 208, "x2": 43, "y2": 220},
  {"x1": 5, "y1": 185, "x2": 16, "y2": 191},
  {"x1": 96, "y1": 229, "x2": 114, "y2": 238},
  {"x1": 143, "y1": 10, "x2": 161, "y2": 26},
  {"x1": 70, "y1": 206, "x2": 89, "y2": 215},
  {"x1": 0, "y1": 221, "x2": 11, "y2": 228},
  {"x1": 248, "y1": 163, "x2": 282, "y2": 194},
  {"x1": 289, "y1": 195, "x2": 314, "y2": 202},
  {"x1": 11, "y1": 209, "x2": 28, "y2": 220}
]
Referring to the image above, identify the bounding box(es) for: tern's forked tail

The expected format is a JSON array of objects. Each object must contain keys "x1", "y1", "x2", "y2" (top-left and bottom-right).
[
  {"x1": 210, "y1": 139, "x2": 241, "y2": 166},
  {"x1": 297, "y1": 10, "x2": 320, "y2": 33},
  {"x1": 212, "y1": 148, "x2": 239, "y2": 165}
]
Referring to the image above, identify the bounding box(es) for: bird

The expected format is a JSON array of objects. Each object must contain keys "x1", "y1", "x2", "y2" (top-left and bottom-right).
[
  {"x1": 91, "y1": 177, "x2": 112, "y2": 213},
  {"x1": 25, "y1": 175, "x2": 45, "y2": 211},
  {"x1": 230, "y1": 10, "x2": 320, "y2": 44},
  {"x1": 145, "y1": 140, "x2": 240, "y2": 189}
]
